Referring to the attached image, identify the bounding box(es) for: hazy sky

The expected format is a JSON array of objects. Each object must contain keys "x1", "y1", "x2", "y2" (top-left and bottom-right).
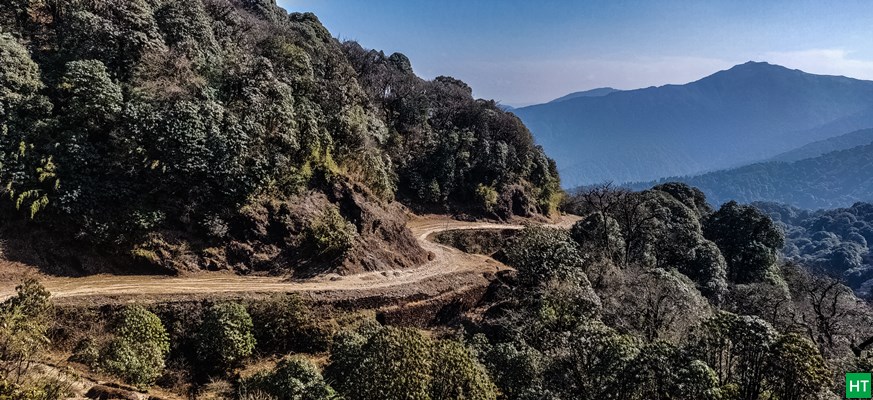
[{"x1": 276, "y1": 0, "x2": 873, "y2": 106}]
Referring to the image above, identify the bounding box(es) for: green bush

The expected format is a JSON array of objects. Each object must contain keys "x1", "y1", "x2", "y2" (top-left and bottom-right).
[
  {"x1": 430, "y1": 340, "x2": 497, "y2": 400},
  {"x1": 196, "y1": 302, "x2": 256, "y2": 374},
  {"x1": 249, "y1": 295, "x2": 334, "y2": 354},
  {"x1": 304, "y1": 205, "x2": 356, "y2": 259},
  {"x1": 475, "y1": 184, "x2": 499, "y2": 214},
  {"x1": 502, "y1": 226, "x2": 588, "y2": 288},
  {"x1": 69, "y1": 338, "x2": 100, "y2": 367},
  {"x1": 100, "y1": 305, "x2": 170, "y2": 387},
  {"x1": 238, "y1": 357, "x2": 338, "y2": 400},
  {"x1": 328, "y1": 323, "x2": 496, "y2": 400},
  {"x1": 0, "y1": 279, "x2": 53, "y2": 383},
  {"x1": 329, "y1": 325, "x2": 432, "y2": 400}
]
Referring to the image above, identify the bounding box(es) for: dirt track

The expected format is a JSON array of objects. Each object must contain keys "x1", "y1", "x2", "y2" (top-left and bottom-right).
[{"x1": 0, "y1": 214, "x2": 579, "y2": 305}]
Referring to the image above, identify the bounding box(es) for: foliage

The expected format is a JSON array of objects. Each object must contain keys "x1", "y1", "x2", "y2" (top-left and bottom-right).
[
  {"x1": 342, "y1": 42, "x2": 561, "y2": 216},
  {"x1": 69, "y1": 338, "x2": 99, "y2": 367},
  {"x1": 328, "y1": 323, "x2": 496, "y2": 400},
  {"x1": 502, "y1": 227, "x2": 588, "y2": 288},
  {"x1": 0, "y1": 0, "x2": 560, "y2": 272},
  {"x1": 570, "y1": 212, "x2": 625, "y2": 264},
  {"x1": 239, "y1": 357, "x2": 338, "y2": 400},
  {"x1": 249, "y1": 295, "x2": 334, "y2": 354},
  {"x1": 0, "y1": 279, "x2": 51, "y2": 383},
  {"x1": 765, "y1": 333, "x2": 831, "y2": 400},
  {"x1": 196, "y1": 303, "x2": 256, "y2": 374},
  {"x1": 430, "y1": 340, "x2": 498, "y2": 400},
  {"x1": 303, "y1": 205, "x2": 356, "y2": 259},
  {"x1": 704, "y1": 201, "x2": 785, "y2": 284},
  {"x1": 100, "y1": 305, "x2": 170, "y2": 387},
  {"x1": 0, "y1": 33, "x2": 54, "y2": 218},
  {"x1": 329, "y1": 325, "x2": 433, "y2": 400},
  {"x1": 755, "y1": 201, "x2": 873, "y2": 298}
]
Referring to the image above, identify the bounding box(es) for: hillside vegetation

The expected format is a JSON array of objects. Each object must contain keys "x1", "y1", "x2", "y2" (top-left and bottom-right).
[
  {"x1": 515, "y1": 62, "x2": 873, "y2": 186},
  {"x1": 755, "y1": 201, "x2": 873, "y2": 299},
  {"x1": 769, "y1": 127, "x2": 873, "y2": 163},
  {"x1": 3, "y1": 182, "x2": 872, "y2": 399},
  {"x1": 633, "y1": 142, "x2": 873, "y2": 209},
  {"x1": 0, "y1": 0, "x2": 559, "y2": 275}
]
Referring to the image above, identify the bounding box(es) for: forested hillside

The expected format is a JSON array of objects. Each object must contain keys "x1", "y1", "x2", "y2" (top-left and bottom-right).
[
  {"x1": 4, "y1": 183, "x2": 872, "y2": 399},
  {"x1": 0, "y1": 0, "x2": 559, "y2": 275},
  {"x1": 755, "y1": 201, "x2": 873, "y2": 298},
  {"x1": 633, "y1": 142, "x2": 873, "y2": 209},
  {"x1": 769, "y1": 127, "x2": 873, "y2": 162},
  {"x1": 514, "y1": 62, "x2": 873, "y2": 186}
]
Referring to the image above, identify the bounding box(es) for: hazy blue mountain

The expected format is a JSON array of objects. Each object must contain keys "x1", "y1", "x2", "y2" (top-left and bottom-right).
[
  {"x1": 548, "y1": 87, "x2": 621, "y2": 103},
  {"x1": 514, "y1": 62, "x2": 873, "y2": 186},
  {"x1": 631, "y1": 142, "x2": 873, "y2": 209},
  {"x1": 768, "y1": 127, "x2": 873, "y2": 162}
]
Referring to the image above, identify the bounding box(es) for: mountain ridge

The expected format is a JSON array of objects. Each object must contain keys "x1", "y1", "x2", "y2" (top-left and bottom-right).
[
  {"x1": 628, "y1": 141, "x2": 873, "y2": 209},
  {"x1": 515, "y1": 61, "x2": 873, "y2": 186}
]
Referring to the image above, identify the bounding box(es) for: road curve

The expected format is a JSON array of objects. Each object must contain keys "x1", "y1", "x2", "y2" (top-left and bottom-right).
[{"x1": 0, "y1": 214, "x2": 579, "y2": 304}]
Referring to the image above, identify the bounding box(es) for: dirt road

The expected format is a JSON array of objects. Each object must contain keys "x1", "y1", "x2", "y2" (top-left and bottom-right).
[{"x1": 0, "y1": 214, "x2": 579, "y2": 304}]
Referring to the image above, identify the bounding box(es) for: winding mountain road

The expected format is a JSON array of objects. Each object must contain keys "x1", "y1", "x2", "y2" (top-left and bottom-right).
[{"x1": 0, "y1": 215, "x2": 579, "y2": 305}]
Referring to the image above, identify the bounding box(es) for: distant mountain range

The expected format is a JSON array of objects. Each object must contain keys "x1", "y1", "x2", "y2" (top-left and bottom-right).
[
  {"x1": 514, "y1": 62, "x2": 873, "y2": 187},
  {"x1": 631, "y1": 141, "x2": 873, "y2": 209}
]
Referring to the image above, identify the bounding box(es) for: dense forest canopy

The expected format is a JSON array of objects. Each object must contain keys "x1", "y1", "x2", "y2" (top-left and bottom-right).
[
  {"x1": 755, "y1": 201, "x2": 873, "y2": 299},
  {"x1": 0, "y1": 0, "x2": 559, "y2": 274}
]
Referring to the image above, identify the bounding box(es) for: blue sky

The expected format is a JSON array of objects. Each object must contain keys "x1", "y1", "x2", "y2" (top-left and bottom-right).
[{"x1": 276, "y1": 0, "x2": 873, "y2": 106}]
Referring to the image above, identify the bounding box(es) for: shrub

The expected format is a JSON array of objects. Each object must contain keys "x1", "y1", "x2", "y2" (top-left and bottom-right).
[
  {"x1": 238, "y1": 357, "x2": 337, "y2": 400},
  {"x1": 328, "y1": 325, "x2": 432, "y2": 400},
  {"x1": 304, "y1": 205, "x2": 356, "y2": 259},
  {"x1": 475, "y1": 184, "x2": 499, "y2": 214},
  {"x1": 196, "y1": 302, "x2": 256, "y2": 374},
  {"x1": 0, "y1": 279, "x2": 53, "y2": 382},
  {"x1": 430, "y1": 340, "x2": 497, "y2": 400},
  {"x1": 69, "y1": 338, "x2": 100, "y2": 367},
  {"x1": 502, "y1": 226, "x2": 588, "y2": 287},
  {"x1": 249, "y1": 295, "x2": 334, "y2": 354},
  {"x1": 100, "y1": 305, "x2": 170, "y2": 387}
]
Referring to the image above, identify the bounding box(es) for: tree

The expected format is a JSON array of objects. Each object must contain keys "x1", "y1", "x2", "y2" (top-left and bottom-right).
[
  {"x1": 0, "y1": 32, "x2": 54, "y2": 218},
  {"x1": 430, "y1": 340, "x2": 497, "y2": 400},
  {"x1": 0, "y1": 279, "x2": 52, "y2": 384},
  {"x1": 502, "y1": 227, "x2": 588, "y2": 288},
  {"x1": 57, "y1": 60, "x2": 123, "y2": 130},
  {"x1": 570, "y1": 212, "x2": 625, "y2": 265},
  {"x1": 609, "y1": 268, "x2": 709, "y2": 342},
  {"x1": 652, "y1": 182, "x2": 713, "y2": 219},
  {"x1": 704, "y1": 201, "x2": 785, "y2": 284},
  {"x1": 328, "y1": 325, "x2": 433, "y2": 400},
  {"x1": 783, "y1": 264, "x2": 873, "y2": 358},
  {"x1": 477, "y1": 339, "x2": 548, "y2": 399},
  {"x1": 249, "y1": 295, "x2": 333, "y2": 355},
  {"x1": 100, "y1": 305, "x2": 170, "y2": 387},
  {"x1": 549, "y1": 321, "x2": 639, "y2": 400},
  {"x1": 239, "y1": 356, "x2": 338, "y2": 400},
  {"x1": 195, "y1": 302, "x2": 256, "y2": 373},
  {"x1": 680, "y1": 240, "x2": 729, "y2": 303},
  {"x1": 691, "y1": 311, "x2": 776, "y2": 400},
  {"x1": 631, "y1": 341, "x2": 721, "y2": 400},
  {"x1": 765, "y1": 333, "x2": 830, "y2": 400}
]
